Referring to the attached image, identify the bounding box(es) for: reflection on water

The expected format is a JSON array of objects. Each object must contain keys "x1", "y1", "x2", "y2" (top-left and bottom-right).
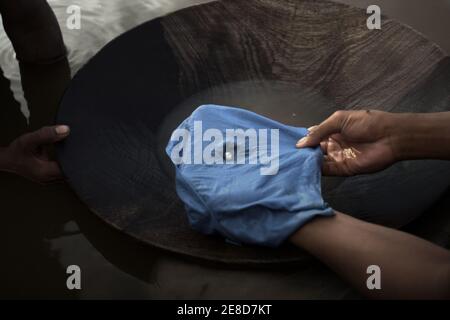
[{"x1": 0, "y1": 0, "x2": 213, "y2": 118}]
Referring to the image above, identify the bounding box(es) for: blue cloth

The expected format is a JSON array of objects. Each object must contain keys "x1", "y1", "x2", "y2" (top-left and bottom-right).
[{"x1": 166, "y1": 105, "x2": 334, "y2": 247}]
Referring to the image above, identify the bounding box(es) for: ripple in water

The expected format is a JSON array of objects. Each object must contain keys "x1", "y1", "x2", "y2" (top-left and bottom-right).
[{"x1": 0, "y1": 0, "x2": 214, "y2": 119}]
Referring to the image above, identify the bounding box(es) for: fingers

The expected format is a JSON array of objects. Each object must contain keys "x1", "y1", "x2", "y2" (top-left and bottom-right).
[
  {"x1": 320, "y1": 140, "x2": 328, "y2": 154},
  {"x1": 8, "y1": 158, "x2": 63, "y2": 184},
  {"x1": 32, "y1": 160, "x2": 63, "y2": 184},
  {"x1": 322, "y1": 158, "x2": 349, "y2": 176},
  {"x1": 40, "y1": 161, "x2": 63, "y2": 181},
  {"x1": 296, "y1": 111, "x2": 347, "y2": 148},
  {"x1": 4, "y1": 125, "x2": 68, "y2": 184},
  {"x1": 21, "y1": 125, "x2": 70, "y2": 150}
]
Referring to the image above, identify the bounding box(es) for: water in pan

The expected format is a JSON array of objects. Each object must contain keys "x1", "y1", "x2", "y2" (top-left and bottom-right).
[{"x1": 0, "y1": 0, "x2": 214, "y2": 119}]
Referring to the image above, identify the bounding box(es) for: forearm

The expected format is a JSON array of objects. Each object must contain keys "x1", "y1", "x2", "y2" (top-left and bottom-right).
[
  {"x1": 290, "y1": 212, "x2": 450, "y2": 299},
  {"x1": 0, "y1": 0, "x2": 66, "y2": 63},
  {"x1": 390, "y1": 112, "x2": 450, "y2": 160}
]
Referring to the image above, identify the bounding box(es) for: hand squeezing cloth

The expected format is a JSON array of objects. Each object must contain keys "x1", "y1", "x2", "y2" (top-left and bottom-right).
[{"x1": 166, "y1": 105, "x2": 334, "y2": 247}]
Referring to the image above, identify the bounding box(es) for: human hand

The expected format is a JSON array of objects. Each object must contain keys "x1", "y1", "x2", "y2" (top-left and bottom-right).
[
  {"x1": 296, "y1": 110, "x2": 398, "y2": 176},
  {"x1": 0, "y1": 125, "x2": 70, "y2": 184}
]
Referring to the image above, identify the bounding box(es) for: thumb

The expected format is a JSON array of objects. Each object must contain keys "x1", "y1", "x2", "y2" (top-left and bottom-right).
[
  {"x1": 22, "y1": 125, "x2": 70, "y2": 150},
  {"x1": 296, "y1": 111, "x2": 347, "y2": 148}
]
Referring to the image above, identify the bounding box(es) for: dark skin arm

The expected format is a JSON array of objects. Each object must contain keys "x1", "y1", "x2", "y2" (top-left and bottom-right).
[
  {"x1": 0, "y1": 125, "x2": 70, "y2": 183},
  {"x1": 296, "y1": 110, "x2": 450, "y2": 175},
  {"x1": 290, "y1": 212, "x2": 450, "y2": 299},
  {"x1": 293, "y1": 110, "x2": 450, "y2": 299},
  {"x1": 0, "y1": 0, "x2": 69, "y2": 183},
  {"x1": 0, "y1": 0, "x2": 66, "y2": 63}
]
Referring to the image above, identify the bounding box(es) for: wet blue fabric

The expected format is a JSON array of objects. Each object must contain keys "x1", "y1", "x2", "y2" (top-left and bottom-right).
[{"x1": 166, "y1": 105, "x2": 334, "y2": 247}]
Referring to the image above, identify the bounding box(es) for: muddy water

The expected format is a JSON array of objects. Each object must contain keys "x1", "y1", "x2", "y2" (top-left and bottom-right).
[{"x1": 0, "y1": 0, "x2": 448, "y2": 298}]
